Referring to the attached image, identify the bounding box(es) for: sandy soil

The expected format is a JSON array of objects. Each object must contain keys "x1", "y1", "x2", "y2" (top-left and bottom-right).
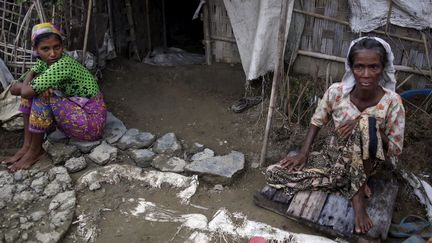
[{"x1": 1, "y1": 58, "x2": 431, "y2": 242}]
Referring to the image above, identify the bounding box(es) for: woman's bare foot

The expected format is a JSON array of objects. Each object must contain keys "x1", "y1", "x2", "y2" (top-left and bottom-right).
[
  {"x1": 352, "y1": 186, "x2": 373, "y2": 234},
  {"x1": 1, "y1": 146, "x2": 29, "y2": 165},
  {"x1": 8, "y1": 149, "x2": 44, "y2": 172},
  {"x1": 364, "y1": 184, "x2": 372, "y2": 198}
]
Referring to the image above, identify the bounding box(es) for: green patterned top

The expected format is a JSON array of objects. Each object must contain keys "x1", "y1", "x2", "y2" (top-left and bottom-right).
[{"x1": 30, "y1": 54, "x2": 99, "y2": 98}]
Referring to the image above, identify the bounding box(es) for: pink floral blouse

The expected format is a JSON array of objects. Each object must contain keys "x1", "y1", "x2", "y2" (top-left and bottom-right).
[{"x1": 311, "y1": 82, "x2": 405, "y2": 156}]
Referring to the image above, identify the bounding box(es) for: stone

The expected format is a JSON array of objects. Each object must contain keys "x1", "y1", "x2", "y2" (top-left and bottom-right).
[
  {"x1": 0, "y1": 171, "x2": 14, "y2": 187},
  {"x1": 184, "y1": 151, "x2": 245, "y2": 185},
  {"x1": 34, "y1": 171, "x2": 45, "y2": 178},
  {"x1": 13, "y1": 170, "x2": 29, "y2": 182},
  {"x1": 50, "y1": 210, "x2": 70, "y2": 228},
  {"x1": 20, "y1": 222, "x2": 33, "y2": 230},
  {"x1": 87, "y1": 141, "x2": 118, "y2": 165},
  {"x1": 15, "y1": 184, "x2": 28, "y2": 193},
  {"x1": 48, "y1": 191, "x2": 76, "y2": 212},
  {"x1": 47, "y1": 128, "x2": 68, "y2": 143},
  {"x1": 44, "y1": 141, "x2": 80, "y2": 165},
  {"x1": 213, "y1": 184, "x2": 224, "y2": 192},
  {"x1": 152, "y1": 156, "x2": 187, "y2": 173},
  {"x1": 0, "y1": 200, "x2": 5, "y2": 209},
  {"x1": 30, "y1": 176, "x2": 49, "y2": 193},
  {"x1": 64, "y1": 156, "x2": 87, "y2": 173},
  {"x1": 36, "y1": 231, "x2": 61, "y2": 243},
  {"x1": 30, "y1": 211, "x2": 46, "y2": 222},
  {"x1": 4, "y1": 229, "x2": 20, "y2": 243},
  {"x1": 103, "y1": 112, "x2": 127, "y2": 144},
  {"x1": 21, "y1": 232, "x2": 28, "y2": 241},
  {"x1": 13, "y1": 191, "x2": 35, "y2": 204},
  {"x1": 153, "y1": 133, "x2": 182, "y2": 154},
  {"x1": 0, "y1": 185, "x2": 15, "y2": 202},
  {"x1": 44, "y1": 181, "x2": 62, "y2": 197},
  {"x1": 89, "y1": 182, "x2": 102, "y2": 191},
  {"x1": 48, "y1": 167, "x2": 72, "y2": 191},
  {"x1": 129, "y1": 149, "x2": 155, "y2": 167},
  {"x1": 70, "y1": 139, "x2": 101, "y2": 153},
  {"x1": 189, "y1": 142, "x2": 205, "y2": 154},
  {"x1": 117, "y1": 128, "x2": 156, "y2": 150},
  {"x1": 191, "y1": 148, "x2": 215, "y2": 161}
]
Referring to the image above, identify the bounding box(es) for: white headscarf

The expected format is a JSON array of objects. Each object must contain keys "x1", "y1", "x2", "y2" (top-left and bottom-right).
[{"x1": 341, "y1": 37, "x2": 397, "y2": 95}]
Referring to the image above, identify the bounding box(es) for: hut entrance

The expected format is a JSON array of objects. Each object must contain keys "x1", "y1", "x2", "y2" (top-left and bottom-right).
[{"x1": 162, "y1": 0, "x2": 204, "y2": 54}]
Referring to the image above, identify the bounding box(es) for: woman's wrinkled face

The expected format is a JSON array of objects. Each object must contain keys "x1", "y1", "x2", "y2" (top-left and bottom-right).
[
  {"x1": 34, "y1": 35, "x2": 63, "y2": 65},
  {"x1": 351, "y1": 49, "x2": 384, "y2": 91}
]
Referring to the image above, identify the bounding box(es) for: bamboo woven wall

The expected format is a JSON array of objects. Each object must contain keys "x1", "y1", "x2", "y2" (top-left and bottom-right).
[
  {"x1": 0, "y1": 0, "x2": 91, "y2": 78},
  {"x1": 208, "y1": 0, "x2": 432, "y2": 84},
  {"x1": 0, "y1": 0, "x2": 40, "y2": 78},
  {"x1": 208, "y1": 0, "x2": 240, "y2": 63},
  {"x1": 296, "y1": 0, "x2": 431, "y2": 78}
]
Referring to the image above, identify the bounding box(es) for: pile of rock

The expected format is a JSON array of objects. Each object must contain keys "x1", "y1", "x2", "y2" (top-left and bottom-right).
[
  {"x1": 0, "y1": 167, "x2": 75, "y2": 242},
  {"x1": 44, "y1": 112, "x2": 245, "y2": 185}
]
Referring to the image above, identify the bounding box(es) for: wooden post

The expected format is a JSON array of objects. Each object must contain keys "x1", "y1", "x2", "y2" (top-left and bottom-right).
[
  {"x1": 145, "y1": 0, "x2": 152, "y2": 54},
  {"x1": 82, "y1": 0, "x2": 92, "y2": 64},
  {"x1": 385, "y1": 0, "x2": 393, "y2": 33},
  {"x1": 125, "y1": 0, "x2": 141, "y2": 61},
  {"x1": 259, "y1": 0, "x2": 295, "y2": 166},
  {"x1": 203, "y1": 2, "x2": 212, "y2": 65},
  {"x1": 161, "y1": 0, "x2": 167, "y2": 48},
  {"x1": 107, "y1": 0, "x2": 115, "y2": 41}
]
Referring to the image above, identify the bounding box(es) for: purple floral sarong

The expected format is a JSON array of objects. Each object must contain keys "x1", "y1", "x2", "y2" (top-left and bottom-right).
[{"x1": 19, "y1": 93, "x2": 106, "y2": 141}]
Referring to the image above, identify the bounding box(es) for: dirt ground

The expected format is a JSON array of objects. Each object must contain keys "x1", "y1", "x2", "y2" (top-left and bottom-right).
[{"x1": 1, "y1": 58, "x2": 431, "y2": 242}]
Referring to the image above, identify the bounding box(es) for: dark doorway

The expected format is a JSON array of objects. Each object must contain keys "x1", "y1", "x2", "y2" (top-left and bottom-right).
[{"x1": 163, "y1": 0, "x2": 204, "y2": 53}]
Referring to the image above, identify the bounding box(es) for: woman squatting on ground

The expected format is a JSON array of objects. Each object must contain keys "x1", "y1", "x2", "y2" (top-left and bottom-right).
[
  {"x1": 2, "y1": 22, "x2": 107, "y2": 171},
  {"x1": 265, "y1": 37, "x2": 405, "y2": 234}
]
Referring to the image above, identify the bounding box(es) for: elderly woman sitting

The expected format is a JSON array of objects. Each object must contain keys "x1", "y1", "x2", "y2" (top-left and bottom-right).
[{"x1": 265, "y1": 37, "x2": 405, "y2": 234}]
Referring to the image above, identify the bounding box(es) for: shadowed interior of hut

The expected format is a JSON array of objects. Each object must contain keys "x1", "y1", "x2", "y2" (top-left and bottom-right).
[{"x1": 163, "y1": 0, "x2": 204, "y2": 54}]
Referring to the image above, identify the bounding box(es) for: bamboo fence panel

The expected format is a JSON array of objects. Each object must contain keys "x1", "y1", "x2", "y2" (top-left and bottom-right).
[
  {"x1": 208, "y1": 0, "x2": 431, "y2": 82},
  {"x1": 208, "y1": 0, "x2": 240, "y2": 63}
]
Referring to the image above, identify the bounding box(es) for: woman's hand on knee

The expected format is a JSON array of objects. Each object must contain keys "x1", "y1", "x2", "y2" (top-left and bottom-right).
[{"x1": 279, "y1": 152, "x2": 307, "y2": 172}]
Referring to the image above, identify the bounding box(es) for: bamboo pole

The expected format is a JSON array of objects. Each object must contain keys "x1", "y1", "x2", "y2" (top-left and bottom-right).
[
  {"x1": 297, "y1": 49, "x2": 431, "y2": 76},
  {"x1": 125, "y1": 0, "x2": 141, "y2": 61},
  {"x1": 203, "y1": 2, "x2": 212, "y2": 65},
  {"x1": 210, "y1": 35, "x2": 236, "y2": 43},
  {"x1": 421, "y1": 32, "x2": 432, "y2": 80},
  {"x1": 259, "y1": 0, "x2": 295, "y2": 166},
  {"x1": 161, "y1": 0, "x2": 167, "y2": 48},
  {"x1": 82, "y1": 0, "x2": 92, "y2": 64},
  {"x1": 107, "y1": 0, "x2": 114, "y2": 38},
  {"x1": 145, "y1": 0, "x2": 152, "y2": 54},
  {"x1": 385, "y1": 0, "x2": 393, "y2": 33}
]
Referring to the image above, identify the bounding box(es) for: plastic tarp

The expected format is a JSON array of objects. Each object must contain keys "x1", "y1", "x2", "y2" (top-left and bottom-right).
[
  {"x1": 349, "y1": 0, "x2": 432, "y2": 33},
  {"x1": 0, "y1": 58, "x2": 13, "y2": 90},
  {"x1": 0, "y1": 84, "x2": 23, "y2": 131},
  {"x1": 143, "y1": 47, "x2": 205, "y2": 66},
  {"x1": 223, "y1": 0, "x2": 294, "y2": 80}
]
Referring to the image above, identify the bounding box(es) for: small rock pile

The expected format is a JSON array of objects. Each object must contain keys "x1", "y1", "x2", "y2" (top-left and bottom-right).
[
  {"x1": 44, "y1": 112, "x2": 246, "y2": 185},
  {"x1": 0, "y1": 167, "x2": 75, "y2": 243}
]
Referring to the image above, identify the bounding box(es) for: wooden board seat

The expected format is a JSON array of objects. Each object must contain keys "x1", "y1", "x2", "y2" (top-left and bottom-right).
[{"x1": 254, "y1": 178, "x2": 399, "y2": 241}]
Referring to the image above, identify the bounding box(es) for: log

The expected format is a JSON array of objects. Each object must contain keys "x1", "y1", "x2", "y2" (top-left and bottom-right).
[
  {"x1": 82, "y1": 0, "x2": 92, "y2": 64},
  {"x1": 203, "y1": 3, "x2": 212, "y2": 65}
]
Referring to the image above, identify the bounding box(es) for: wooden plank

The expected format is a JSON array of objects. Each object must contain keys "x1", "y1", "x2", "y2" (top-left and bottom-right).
[
  {"x1": 301, "y1": 191, "x2": 328, "y2": 222},
  {"x1": 365, "y1": 178, "x2": 399, "y2": 240},
  {"x1": 260, "y1": 185, "x2": 277, "y2": 199},
  {"x1": 286, "y1": 191, "x2": 311, "y2": 218},
  {"x1": 272, "y1": 189, "x2": 294, "y2": 204}
]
